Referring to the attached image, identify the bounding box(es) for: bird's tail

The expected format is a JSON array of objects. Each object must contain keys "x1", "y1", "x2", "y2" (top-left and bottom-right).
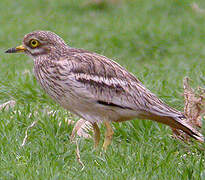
[
  {"x1": 170, "y1": 116, "x2": 204, "y2": 143},
  {"x1": 156, "y1": 115, "x2": 204, "y2": 142},
  {"x1": 140, "y1": 112, "x2": 204, "y2": 142}
]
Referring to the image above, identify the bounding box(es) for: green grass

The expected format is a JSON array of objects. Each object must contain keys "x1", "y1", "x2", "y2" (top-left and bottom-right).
[{"x1": 0, "y1": 0, "x2": 205, "y2": 179}]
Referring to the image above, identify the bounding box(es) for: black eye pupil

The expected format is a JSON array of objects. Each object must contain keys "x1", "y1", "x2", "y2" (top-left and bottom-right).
[{"x1": 32, "y1": 41, "x2": 36, "y2": 45}]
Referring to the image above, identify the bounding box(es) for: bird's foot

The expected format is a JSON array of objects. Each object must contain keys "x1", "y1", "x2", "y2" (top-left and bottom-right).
[
  {"x1": 92, "y1": 122, "x2": 101, "y2": 149},
  {"x1": 102, "y1": 121, "x2": 114, "y2": 151}
]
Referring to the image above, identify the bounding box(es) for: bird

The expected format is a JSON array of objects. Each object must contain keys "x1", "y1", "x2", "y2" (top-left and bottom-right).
[{"x1": 5, "y1": 30, "x2": 204, "y2": 150}]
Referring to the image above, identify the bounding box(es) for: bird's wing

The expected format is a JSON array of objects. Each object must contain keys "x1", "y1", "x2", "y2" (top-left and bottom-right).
[{"x1": 57, "y1": 51, "x2": 181, "y2": 116}]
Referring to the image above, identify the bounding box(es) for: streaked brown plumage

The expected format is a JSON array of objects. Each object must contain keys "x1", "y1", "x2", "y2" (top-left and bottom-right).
[{"x1": 5, "y1": 31, "x2": 204, "y2": 149}]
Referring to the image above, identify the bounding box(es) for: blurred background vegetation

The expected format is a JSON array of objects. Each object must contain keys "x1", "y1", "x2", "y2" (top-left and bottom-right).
[{"x1": 0, "y1": 0, "x2": 205, "y2": 179}]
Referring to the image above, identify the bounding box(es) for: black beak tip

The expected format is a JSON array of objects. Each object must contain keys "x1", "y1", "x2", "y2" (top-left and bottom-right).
[{"x1": 5, "y1": 48, "x2": 16, "y2": 53}]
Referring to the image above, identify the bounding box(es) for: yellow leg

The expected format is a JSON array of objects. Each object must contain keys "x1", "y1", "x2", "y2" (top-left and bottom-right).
[
  {"x1": 103, "y1": 121, "x2": 114, "y2": 150},
  {"x1": 92, "y1": 122, "x2": 101, "y2": 148}
]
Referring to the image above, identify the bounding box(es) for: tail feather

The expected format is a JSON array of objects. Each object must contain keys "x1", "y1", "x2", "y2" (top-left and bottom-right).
[
  {"x1": 172, "y1": 117, "x2": 204, "y2": 143},
  {"x1": 139, "y1": 112, "x2": 204, "y2": 142}
]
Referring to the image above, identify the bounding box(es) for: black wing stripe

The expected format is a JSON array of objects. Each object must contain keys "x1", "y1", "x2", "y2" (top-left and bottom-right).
[{"x1": 97, "y1": 100, "x2": 133, "y2": 110}]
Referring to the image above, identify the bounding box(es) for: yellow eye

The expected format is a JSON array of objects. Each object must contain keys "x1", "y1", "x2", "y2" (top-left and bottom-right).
[{"x1": 30, "y1": 39, "x2": 39, "y2": 48}]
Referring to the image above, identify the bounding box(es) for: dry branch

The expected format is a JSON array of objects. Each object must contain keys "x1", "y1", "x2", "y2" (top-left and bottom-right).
[{"x1": 172, "y1": 77, "x2": 205, "y2": 141}]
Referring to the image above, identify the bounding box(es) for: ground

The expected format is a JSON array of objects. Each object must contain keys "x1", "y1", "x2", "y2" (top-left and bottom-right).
[{"x1": 0, "y1": 0, "x2": 205, "y2": 179}]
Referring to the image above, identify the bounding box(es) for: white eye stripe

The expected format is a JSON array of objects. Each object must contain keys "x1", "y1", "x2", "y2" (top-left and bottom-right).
[
  {"x1": 37, "y1": 40, "x2": 47, "y2": 44},
  {"x1": 27, "y1": 47, "x2": 44, "y2": 54}
]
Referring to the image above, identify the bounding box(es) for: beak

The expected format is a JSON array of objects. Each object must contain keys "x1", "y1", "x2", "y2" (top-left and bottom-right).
[{"x1": 5, "y1": 45, "x2": 27, "y2": 53}]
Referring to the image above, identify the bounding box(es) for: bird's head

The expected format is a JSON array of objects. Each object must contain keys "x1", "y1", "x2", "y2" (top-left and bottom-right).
[{"x1": 5, "y1": 31, "x2": 67, "y2": 59}]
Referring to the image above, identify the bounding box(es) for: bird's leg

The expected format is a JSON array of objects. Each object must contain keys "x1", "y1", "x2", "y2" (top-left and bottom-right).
[
  {"x1": 103, "y1": 121, "x2": 114, "y2": 150},
  {"x1": 92, "y1": 122, "x2": 101, "y2": 148}
]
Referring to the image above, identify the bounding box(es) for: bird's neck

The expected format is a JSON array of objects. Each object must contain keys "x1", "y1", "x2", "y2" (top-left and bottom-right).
[{"x1": 33, "y1": 55, "x2": 53, "y2": 68}]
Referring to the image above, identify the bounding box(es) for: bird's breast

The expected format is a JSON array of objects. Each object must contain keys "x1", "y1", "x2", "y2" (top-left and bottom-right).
[{"x1": 33, "y1": 63, "x2": 67, "y2": 101}]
